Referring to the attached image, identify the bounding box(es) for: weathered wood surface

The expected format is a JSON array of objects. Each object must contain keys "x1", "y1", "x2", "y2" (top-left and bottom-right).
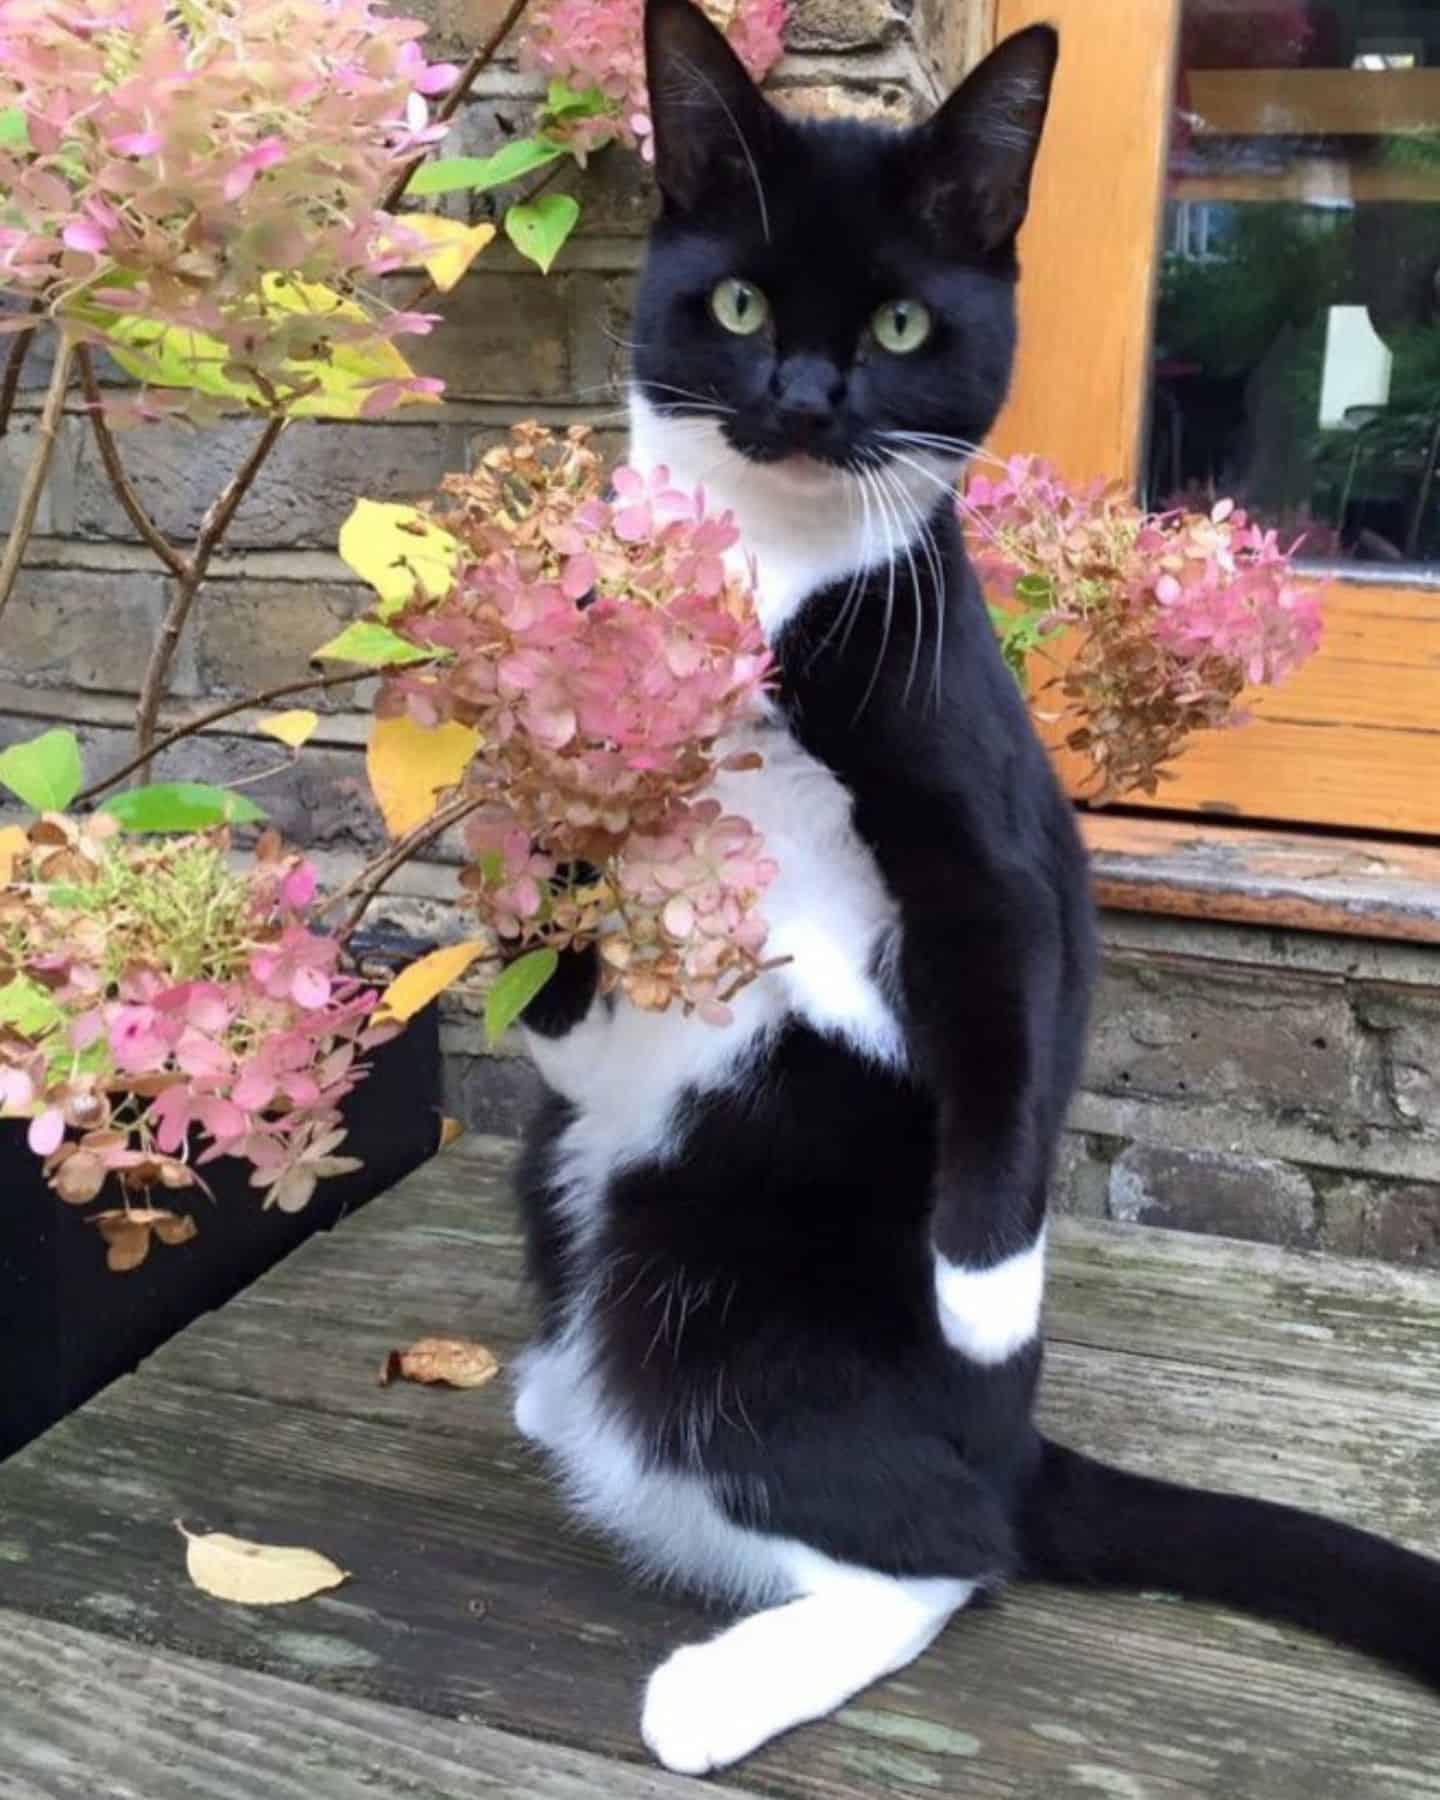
[
  {"x1": 0, "y1": 1610, "x2": 755, "y2": 1800},
  {"x1": 1082, "y1": 814, "x2": 1440, "y2": 946},
  {"x1": 3, "y1": 1136, "x2": 1440, "y2": 1798}
]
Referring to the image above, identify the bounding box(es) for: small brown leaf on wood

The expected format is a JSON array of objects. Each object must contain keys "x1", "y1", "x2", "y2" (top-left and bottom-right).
[{"x1": 378, "y1": 1336, "x2": 500, "y2": 1390}]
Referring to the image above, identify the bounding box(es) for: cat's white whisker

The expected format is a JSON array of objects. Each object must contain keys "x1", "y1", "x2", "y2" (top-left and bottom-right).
[
  {"x1": 875, "y1": 462, "x2": 932, "y2": 710},
  {"x1": 852, "y1": 467, "x2": 898, "y2": 722}
]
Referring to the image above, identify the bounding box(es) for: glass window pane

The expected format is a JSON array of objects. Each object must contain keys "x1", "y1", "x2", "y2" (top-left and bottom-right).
[{"x1": 1149, "y1": 2, "x2": 1440, "y2": 570}]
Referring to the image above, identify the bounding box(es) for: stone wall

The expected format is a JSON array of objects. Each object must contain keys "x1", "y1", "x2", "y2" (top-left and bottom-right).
[
  {"x1": 1060, "y1": 914, "x2": 1440, "y2": 1265},
  {"x1": 448, "y1": 907, "x2": 1440, "y2": 1271}
]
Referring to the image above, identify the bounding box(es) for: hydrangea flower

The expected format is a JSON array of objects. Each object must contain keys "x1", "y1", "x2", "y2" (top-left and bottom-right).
[
  {"x1": 518, "y1": 0, "x2": 786, "y2": 158},
  {"x1": 962, "y1": 456, "x2": 1323, "y2": 798},
  {"x1": 0, "y1": 0, "x2": 457, "y2": 417},
  {"x1": 0, "y1": 818, "x2": 384, "y2": 1221},
  {"x1": 380, "y1": 424, "x2": 777, "y2": 1022}
]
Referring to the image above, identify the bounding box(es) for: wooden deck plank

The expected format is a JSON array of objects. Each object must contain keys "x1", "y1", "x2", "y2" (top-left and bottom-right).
[
  {"x1": 2, "y1": 1367, "x2": 1439, "y2": 1798},
  {"x1": 0, "y1": 1610, "x2": 754, "y2": 1800},
  {"x1": 3, "y1": 1141, "x2": 1440, "y2": 1797},
  {"x1": 133, "y1": 1143, "x2": 1440, "y2": 1428}
]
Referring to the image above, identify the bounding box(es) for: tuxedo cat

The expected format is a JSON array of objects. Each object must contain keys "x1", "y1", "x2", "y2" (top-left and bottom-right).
[{"x1": 511, "y1": 0, "x2": 1440, "y2": 1773}]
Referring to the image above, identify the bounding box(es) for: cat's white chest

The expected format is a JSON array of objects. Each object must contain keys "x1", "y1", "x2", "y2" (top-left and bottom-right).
[{"x1": 524, "y1": 720, "x2": 903, "y2": 1181}]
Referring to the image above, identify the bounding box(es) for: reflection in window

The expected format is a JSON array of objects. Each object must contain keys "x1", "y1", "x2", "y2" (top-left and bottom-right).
[{"x1": 1148, "y1": 1, "x2": 1440, "y2": 568}]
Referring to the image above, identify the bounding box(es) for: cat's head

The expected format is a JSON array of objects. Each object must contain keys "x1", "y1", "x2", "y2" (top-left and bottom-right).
[{"x1": 631, "y1": 0, "x2": 1057, "y2": 483}]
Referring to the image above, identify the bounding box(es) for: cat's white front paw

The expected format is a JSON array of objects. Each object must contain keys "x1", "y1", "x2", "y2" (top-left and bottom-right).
[
  {"x1": 511, "y1": 1345, "x2": 566, "y2": 1449},
  {"x1": 511, "y1": 1382, "x2": 548, "y2": 1446},
  {"x1": 642, "y1": 1641, "x2": 772, "y2": 1774}
]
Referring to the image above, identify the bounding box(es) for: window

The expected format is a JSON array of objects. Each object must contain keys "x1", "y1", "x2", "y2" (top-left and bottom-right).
[{"x1": 992, "y1": 0, "x2": 1440, "y2": 837}]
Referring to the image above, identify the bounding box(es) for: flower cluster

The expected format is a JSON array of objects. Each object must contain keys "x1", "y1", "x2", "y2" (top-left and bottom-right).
[
  {"x1": 963, "y1": 456, "x2": 1323, "y2": 798},
  {"x1": 379, "y1": 423, "x2": 776, "y2": 1022},
  {"x1": 0, "y1": 0, "x2": 455, "y2": 418},
  {"x1": 518, "y1": 0, "x2": 786, "y2": 158},
  {"x1": 0, "y1": 817, "x2": 393, "y2": 1244}
]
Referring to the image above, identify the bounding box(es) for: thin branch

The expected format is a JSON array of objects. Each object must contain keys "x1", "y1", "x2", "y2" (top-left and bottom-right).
[
  {"x1": 0, "y1": 300, "x2": 44, "y2": 443},
  {"x1": 381, "y1": 0, "x2": 532, "y2": 212},
  {"x1": 0, "y1": 330, "x2": 76, "y2": 626},
  {"x1": 75, "y1": 664, "x2": 429, "y2": 806},
  {"x1": 327, "y1": 789, "x2": 490, "y2": 944},
  {"x1": 133, "y1": 414, "x2": 287, "y2": 763},
  {"x1": 75, "y1": 345, "x2": 189, "y2": 581}
]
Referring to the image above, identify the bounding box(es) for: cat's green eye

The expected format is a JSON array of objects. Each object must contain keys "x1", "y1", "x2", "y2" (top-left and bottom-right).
[
  {"x1": 872, "y1": 299, "x2": 933, "y2": 355},
  {"x1": 710, "y1": 278, "x2": 770, "y2": 336}
]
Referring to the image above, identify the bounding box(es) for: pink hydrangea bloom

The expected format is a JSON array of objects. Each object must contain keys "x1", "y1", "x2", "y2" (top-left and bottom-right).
[
  {"x1": 382, "y1": 425, "x2": 777, "y2": 1020},
  {"x1": 0, "y1": 0, "x2": 457, "y2": 419},
  {"x1": 518, "y1": 0, "x2": 786, "y2": 157},
  {"x1": 961, "y1": 457, "x2": 1324, "y2": 797}
]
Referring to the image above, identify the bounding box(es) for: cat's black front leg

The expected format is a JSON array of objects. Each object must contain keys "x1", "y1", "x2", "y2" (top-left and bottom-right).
[{"x1": 896, "y1": 871, "x2": 1067, "y2": 1269}]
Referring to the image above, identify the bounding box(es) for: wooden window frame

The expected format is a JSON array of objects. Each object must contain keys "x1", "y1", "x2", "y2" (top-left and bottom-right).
[{"x1": 990, "y1": 0, "x2": 1440, "y2": 844}]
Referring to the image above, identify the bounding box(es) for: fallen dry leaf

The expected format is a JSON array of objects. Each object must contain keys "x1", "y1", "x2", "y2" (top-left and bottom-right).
[
  {"x1": 437, "y1": 1115, "x2": 465, "y2": 1152},
  {"x1": 378, "y1": 1336, "x2": 500, "y2": 1390},
  {"x1": 176, "y1": 1521, "x2": 348, "y2": 1605}
]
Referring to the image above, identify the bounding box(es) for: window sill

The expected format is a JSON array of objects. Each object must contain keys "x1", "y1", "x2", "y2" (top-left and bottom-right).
[{"x1": 1082, "y1": 814, "x2": 1440, "y2": 946}]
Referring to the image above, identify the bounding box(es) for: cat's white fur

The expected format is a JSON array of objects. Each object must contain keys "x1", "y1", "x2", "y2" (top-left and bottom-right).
[
  {"x1": 514, "y1": 395, "x2": 1042, "y2": 1772},
  {"x1": 936, "y1": 1230, "x2": 1048, "y2": 1365}
]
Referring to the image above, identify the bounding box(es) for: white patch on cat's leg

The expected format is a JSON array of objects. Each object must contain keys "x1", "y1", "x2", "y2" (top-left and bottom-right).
[
  {"x1": 640, "y1": 1571, "x2": 974, "y2": 1774},
  {"x1": 934, "y1": 1228, "x2": 1046, "y2": 1366}
]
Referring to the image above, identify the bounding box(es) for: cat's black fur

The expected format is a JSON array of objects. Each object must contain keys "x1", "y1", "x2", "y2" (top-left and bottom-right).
[{"x1": 517, "y1": 0, "x2": 1440, "y2": 1725}]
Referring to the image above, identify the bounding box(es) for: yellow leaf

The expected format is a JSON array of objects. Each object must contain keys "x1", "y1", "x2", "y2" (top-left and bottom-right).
[
  {"x1": 374, "y1": 940, "x2": 488, "y2": 1024},
  {"x1": 0, "y1": 823, "x2": 27, "y2": 884},
  {"x1": 176, "y1": 1522, "x2": 348, "y2": 1606},
  {"x1": 378, "y1": 1336, "x2": 499, "y2": 1389},
  {"x1": 366, "y1": 713, "x2": 478, "y2": 837},
  {"x1": 69, "y1": 274, "x2": 439, "y2": 421},
  {"x1": 437, "y1": 1115, "x2": 465, "y2": 1152},
  {"x1": 397, "y1": 215, "x2": 497, "y2": 292},
  {"x1": 256, "y1": 709, "x2": 319, "y2": 750},
  {"x1": 338, "y1": 499, "x2": 461, "y2": 615}
]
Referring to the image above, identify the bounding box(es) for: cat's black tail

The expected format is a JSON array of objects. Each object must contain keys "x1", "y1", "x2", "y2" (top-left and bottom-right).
[{"x1": 1019, "y1": 1435, "x2": 1440, "y2": 1690}]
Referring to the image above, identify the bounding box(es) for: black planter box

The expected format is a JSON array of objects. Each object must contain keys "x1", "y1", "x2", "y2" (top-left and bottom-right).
[{"x1": 0, "y1": 932, "x2": 442, "y2": 1462}]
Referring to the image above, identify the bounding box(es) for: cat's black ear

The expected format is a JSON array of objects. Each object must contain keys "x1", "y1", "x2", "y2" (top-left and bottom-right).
[
  {"x1": 645, "y1": 0, "x2": 779, "y2": 220},
  {"x1": 913, "y1": 24, "x2": 1058, "y2": 256}
]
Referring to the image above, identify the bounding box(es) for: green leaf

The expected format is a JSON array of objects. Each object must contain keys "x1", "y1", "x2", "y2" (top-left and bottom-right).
[
  {"x1": 485, "y1": 948, "x2": 558, "y2": 1043},
  {"x1": 101, "y1": 783, "x2": 267, "y2": 832},
  {"x1": 406, "y1": 138, "x2": 566, "y2": 197},
  {"x1": 0, "y1": 729, "x2": 83, "y2": 813},
  {"x1": 0, "y1": 105, "x2": 29, "y2": 149},
  {"x1": 0, "y1": 975, "x2": 62, "y2": 1042},
  {"x1": 66, "y1": 275, "x2": 439, "y2": 420},
  {"x1": 311, "y1": 621, "x2": 433, "y2": 667},
  {"x1": 1013, "y1": 574, "x2": 1054, "y2": 606},
  {"x1": 504, "y1": 195, "x2": 580, "y2": 274},
  {"x1": 545, "y1": 80, "x2": 611, "y2": 120}
]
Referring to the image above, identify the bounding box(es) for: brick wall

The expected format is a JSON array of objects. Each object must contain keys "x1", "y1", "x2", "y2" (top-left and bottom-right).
[{"x1": 3, "y1": 0, "x2": 961, "y2": 864}]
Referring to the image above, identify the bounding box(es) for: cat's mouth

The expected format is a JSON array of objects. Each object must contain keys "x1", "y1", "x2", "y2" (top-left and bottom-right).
[{"x1": 723, "y1": 425, "x2": 859, "y2": 477}]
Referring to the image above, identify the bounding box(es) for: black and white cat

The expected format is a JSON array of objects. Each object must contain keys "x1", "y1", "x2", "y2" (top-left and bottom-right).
[{"x1": 511, "y1": 0, "x2": 1440, "y2": 1774}]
